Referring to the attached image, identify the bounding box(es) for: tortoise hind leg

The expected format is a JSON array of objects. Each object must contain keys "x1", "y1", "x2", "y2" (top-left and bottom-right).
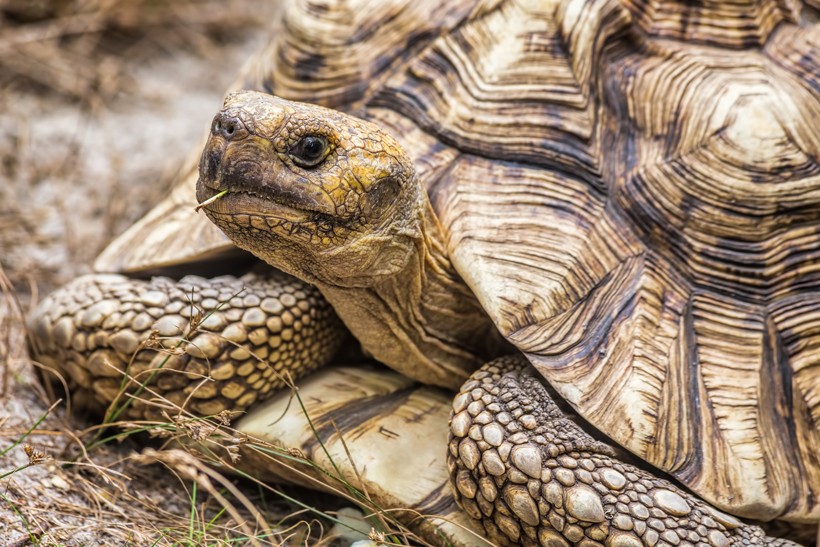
[
  {"x1": 448, "y1": 356, "x2": 799, "y2": 547},
  {"x1": 28, "y1": 270, "x2": 345, "y2": 420}
]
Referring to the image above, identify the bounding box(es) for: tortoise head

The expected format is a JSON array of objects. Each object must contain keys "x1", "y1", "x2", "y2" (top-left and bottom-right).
[{"x1": 196, "y1": 91, "x2": 424, "y2": 286}]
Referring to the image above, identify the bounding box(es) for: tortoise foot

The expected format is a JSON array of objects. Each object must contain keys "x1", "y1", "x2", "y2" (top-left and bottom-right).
[
  {"x1": 28, "y1": 271, "x2": 344, "y2": 419},
  {"x1": 447, "y1": 356, "x2": 801, "y2": 547}
]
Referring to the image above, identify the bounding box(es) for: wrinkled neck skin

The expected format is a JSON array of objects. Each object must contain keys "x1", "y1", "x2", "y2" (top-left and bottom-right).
[{"x1": 317, "y1": 198, "x2": 505, "y2": 390}]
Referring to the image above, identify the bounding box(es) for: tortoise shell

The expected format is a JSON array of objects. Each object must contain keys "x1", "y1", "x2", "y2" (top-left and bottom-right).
[{"x1": 98, "y1": 0, "x2": 820, "y2": 522}]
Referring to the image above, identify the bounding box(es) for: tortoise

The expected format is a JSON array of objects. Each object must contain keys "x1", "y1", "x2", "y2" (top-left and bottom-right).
[{"x1": 27, "y1": 0, "x2": 820, "y2": 545}]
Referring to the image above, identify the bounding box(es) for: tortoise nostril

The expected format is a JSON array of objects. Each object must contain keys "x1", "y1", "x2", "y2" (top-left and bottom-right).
[{"x1": 213, "y1": 114, "x2": 244, "y2": 141}]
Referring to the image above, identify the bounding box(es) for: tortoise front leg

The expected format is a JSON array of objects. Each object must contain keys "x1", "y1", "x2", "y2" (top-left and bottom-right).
[
  {"x1": 28, "y1": 270, "x2": 345, "y2": 420},
  {"x1": 448, "y1": 356, "x2": 799, "y2": 547}
]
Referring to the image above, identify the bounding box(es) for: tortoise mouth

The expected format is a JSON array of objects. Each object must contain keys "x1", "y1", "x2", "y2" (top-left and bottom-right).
[{"x1": 196, "y1": 184, "x2": 319, "y2": 224}]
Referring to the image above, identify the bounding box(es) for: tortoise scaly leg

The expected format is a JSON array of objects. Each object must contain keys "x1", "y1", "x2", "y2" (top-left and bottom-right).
[
  {"x1": 28, "y1": 270, "x2": 345, "y2": 420},
  {"x1": 448, "y1": 356, "x2": 799, "y2": 547}
]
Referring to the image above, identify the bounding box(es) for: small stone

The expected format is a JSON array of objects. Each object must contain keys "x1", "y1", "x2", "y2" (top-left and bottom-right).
[
  {"x1": 565, "y1": 484, "x2": 606, "y2": 523},
  {"x1": 503, "y1": 485, "x2": 539, "y2": 526},
  {"x1": 634, "y1": 520, "x2": 646, "y2": 535},
  {"x1": 511, "y1": 445, "x2": 542, "y2": 479},
  {"x1": 644, "y1": 530, "x2": 659, "y2": 546}
]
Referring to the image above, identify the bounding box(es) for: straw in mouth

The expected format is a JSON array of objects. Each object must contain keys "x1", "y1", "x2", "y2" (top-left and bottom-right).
[{"x1": 194, "y1": 189, "x2": 229, "y2": 212}]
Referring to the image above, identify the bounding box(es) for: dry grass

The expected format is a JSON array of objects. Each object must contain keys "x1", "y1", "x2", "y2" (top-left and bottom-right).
[
  {"x1": 1, "y1": 264, "x2": 431, "y2": 544},
  {"x1": 0, "y1": 0, "x2": 277, "y2": 296},
  {"x1": 0, "y1": 0, "x2": 266, "y2": 104}
]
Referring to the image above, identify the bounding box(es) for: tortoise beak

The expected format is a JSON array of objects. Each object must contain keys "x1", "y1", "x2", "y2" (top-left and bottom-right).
[{"x1": 195, "y1": 93, "x2": 336, "y2": 217}]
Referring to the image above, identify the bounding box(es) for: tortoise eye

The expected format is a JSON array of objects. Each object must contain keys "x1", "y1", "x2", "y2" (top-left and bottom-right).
[{"x1": 289, "y1": 135, "x2": 329, "y2": 168}]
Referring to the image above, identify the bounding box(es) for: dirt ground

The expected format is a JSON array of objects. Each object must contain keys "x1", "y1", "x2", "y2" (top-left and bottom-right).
[{"x1": 0, "y1": 1, "x2": 374, "y2": 544}]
